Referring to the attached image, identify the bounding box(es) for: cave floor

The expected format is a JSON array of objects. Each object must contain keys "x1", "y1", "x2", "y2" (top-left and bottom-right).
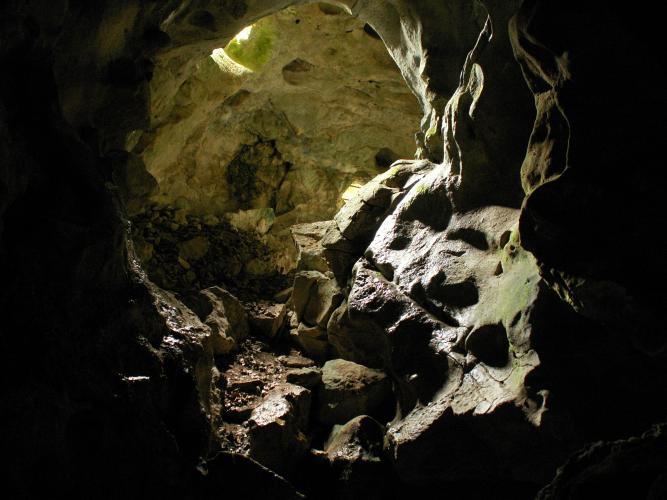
[{"x1": 215, "y1": 336, "x2": 319, "y2": 456}]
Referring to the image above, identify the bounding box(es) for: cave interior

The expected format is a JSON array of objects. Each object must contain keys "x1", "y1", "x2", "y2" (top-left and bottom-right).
[{"x1": 1, "y1": 1, "x2": 666, "y2": 499}]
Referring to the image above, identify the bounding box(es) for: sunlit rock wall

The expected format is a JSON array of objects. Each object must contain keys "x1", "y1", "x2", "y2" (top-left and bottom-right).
[{"x1": 134, "y1": 3, "x2": 421, "y2": 226}]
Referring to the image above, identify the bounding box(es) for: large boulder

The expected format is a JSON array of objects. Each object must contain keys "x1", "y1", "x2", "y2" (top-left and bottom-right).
[
  {"x1": 248, "y1": 383, "x2": 312, "y2": 475},
  {"x1": 292, "y1": 270, "x2": 344, "y2": 328},
  {"x1": 200, "y1": 286, "x2": 249, "y2": 355},
  {"x1": 324, "y1": 415, "x2": 389, "y2": 500},
  {"x1": 317, "y1": 359, "x2": 392, "y2": 425}
]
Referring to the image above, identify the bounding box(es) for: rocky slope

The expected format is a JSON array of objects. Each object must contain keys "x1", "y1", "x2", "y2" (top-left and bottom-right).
[{"x1": 1, "y1": 1, "x2": 665, "y2": 499}]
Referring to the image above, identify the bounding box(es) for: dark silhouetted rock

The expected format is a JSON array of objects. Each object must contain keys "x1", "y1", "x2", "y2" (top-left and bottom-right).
[{"x1": 325, "y1": 415, "x2": 390, "y2": 500}]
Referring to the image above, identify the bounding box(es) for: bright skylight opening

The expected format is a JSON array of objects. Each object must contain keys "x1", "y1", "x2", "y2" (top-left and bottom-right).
[{"x1": 234, "y1": 25, "x2": 253, "y2": 42}]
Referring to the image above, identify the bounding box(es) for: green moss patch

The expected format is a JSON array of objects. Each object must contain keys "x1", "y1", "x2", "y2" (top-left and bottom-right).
[{"x1": 224, "y1": 22, "x2": 276, "y2": 71}]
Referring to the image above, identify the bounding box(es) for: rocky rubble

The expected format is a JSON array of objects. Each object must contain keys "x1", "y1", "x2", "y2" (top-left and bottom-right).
[
  {"x1": 212, "y1": 335, "x2": 394, "y2": 482},
  {"x1": 130, "y1": 205, "x2": 293, "y2": 297}
]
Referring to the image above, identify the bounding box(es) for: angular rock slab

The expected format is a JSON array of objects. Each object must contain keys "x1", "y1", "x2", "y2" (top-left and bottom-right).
[
  {"x1": 290, "y1": 323, "x2": 329, "y2": 361},
  {"x1": 246, "y1": 300, "x2": 287, "y2": 339},
  {"x1": 285, "y1": 367, "x2": 322, "y2": 390},
  {"x1": 325, "y1": 415, "x2": 390, "y2": 500},
  {"x1": 248, "y1": 383, "x2": 311, "y2": 475},
  {"x1": 317, "y1": 359, "x2": 392, "y2": 426},
  {"x1": 292, "y1": 270, "x2": 343, "y2": 328},
  {"x1": 200, "y1": 286, "x2": 249, "y2": 355},
  {"x1": 291, "y1": 221, "x2": 336, "y2": 274}
]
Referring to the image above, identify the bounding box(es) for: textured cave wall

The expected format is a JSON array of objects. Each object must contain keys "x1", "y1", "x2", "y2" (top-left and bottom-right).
[
  {"x1": 128, "y1": 2, "x2": 424, "y2": 286},
  {"x1": 138, "y1": 3, "x2": 422, "y2": 222},
  {"x1": 1, "y1": 0, "x2": 666, "y2": 498},
  {"x1": 0, "y1": 0, "x2": 483, "y2": 496}
]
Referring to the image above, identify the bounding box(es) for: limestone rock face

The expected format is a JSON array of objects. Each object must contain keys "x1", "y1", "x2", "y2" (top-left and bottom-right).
[
  {"x1": 136, "y1": 3, "x2": 421, "y2": 226},
  {"x1": 310, "y1": 1, "x2": 667, "y2": 493}
]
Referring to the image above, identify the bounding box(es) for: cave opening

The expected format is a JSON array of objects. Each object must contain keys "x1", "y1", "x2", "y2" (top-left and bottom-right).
[{"x1": 124, "y1": 2, "x2": 420, "y2": 303}]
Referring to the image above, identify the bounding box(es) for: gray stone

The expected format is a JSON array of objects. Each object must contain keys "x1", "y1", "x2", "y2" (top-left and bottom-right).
[
  {"x1": 334, "y1": 195, "x2": 390, "y2": 244},
  {"x1": 273, "y1": 286, "x2": 293, "y2": 303},
  {"x1": 248, "y1": 383, "x2": 312, "y2": 475},
  {"x1": 226, "y1": 376, "x2": 264, "y2": 394},
  {"x1": 321, "y1": 224, "x2": 359, "y2": 254},
  {"x1": 326, "y1": 299, "x2": 389, "y2": 369},
  {"x1": 291, "y1": 221, "x2": 336, "y2": 274},
  {"x1": 325, "y1": 415, "x2": 385, "y2": 463},
  {"x1": 285, "y1": 367, "x2": 322, "y2": 389},
  {"x1": 278, "y1": 355, "x2": 316, "y2": 369},
  {"x1": 292, "y1": 271, "x2": 343, "y2": 328},
  {"x1": 317, "y1": 359, "x2": 392, "y2": 425},
  {"x1": 290, "y1": 323, "x2": 329, "y2": 361},
  {"x1": 200, "y1": 286, "x2": 249, "y2": 355},
  {"x1": 247, "y1": 300, "x2": 286, "y2": 339},
  {"x1": 324, "y1": 415, "x2": 390, "y2": 500}
]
